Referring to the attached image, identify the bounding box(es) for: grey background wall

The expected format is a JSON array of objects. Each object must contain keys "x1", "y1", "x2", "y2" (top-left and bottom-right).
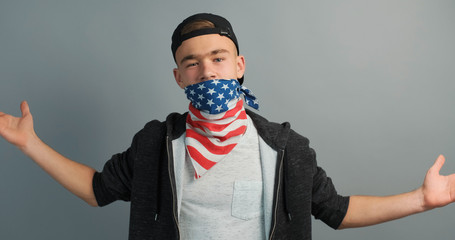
[{"x1": 1, "y1": 0, "x2": 454, "y2": 239}]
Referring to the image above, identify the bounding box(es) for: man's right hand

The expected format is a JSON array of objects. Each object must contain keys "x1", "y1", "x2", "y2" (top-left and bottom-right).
[
  {"x1": 0, "y1": 101, "x2": 98, "y2": 206},
  {"x1": 0, "y1": 101, "x2": 36, "y2": 149}
]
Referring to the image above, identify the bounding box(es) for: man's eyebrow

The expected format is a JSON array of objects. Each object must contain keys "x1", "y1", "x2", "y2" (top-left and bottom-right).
[
  {"x1": 179, "y1": 49, "x2": 230, "y2": 65},
  {"x1": 180, "y1": 54, "x2": 196, "y2": 65},
  {"x1": 210, "y1": 49, "x2": 230, "y2": 55}
]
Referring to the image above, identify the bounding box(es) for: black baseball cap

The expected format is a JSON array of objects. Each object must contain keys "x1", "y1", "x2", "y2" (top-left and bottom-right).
[{"x1": 171, "y1": 13, "x2": 244, "y2": 84}]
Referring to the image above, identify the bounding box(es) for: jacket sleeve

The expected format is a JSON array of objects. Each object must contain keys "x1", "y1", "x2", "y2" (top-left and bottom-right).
[
  {"x1": 310, "y1": 147, "x2": 350, "y2": 229},
  {"x1": 92, "y1": 134, "x2": 137, "y2": 207}
]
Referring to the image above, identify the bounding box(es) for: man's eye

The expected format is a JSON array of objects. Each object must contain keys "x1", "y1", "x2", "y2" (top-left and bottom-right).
[
  {"x1": 214, "y1": 58, "x2": 223, "y2": 62},
  {"x1": 187, "y1": 62, "x2": 198, "y2": 68}
]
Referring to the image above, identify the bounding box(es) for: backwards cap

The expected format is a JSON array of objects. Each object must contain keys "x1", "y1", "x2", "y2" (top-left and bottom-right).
[{"x1": 171, "y1": 13, "x2": 243, "y2": 84}]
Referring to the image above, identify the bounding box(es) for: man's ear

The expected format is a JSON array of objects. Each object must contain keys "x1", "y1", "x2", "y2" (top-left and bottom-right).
[
  {"x1": 173, "y1": 68, "x2": 185, "y2": 89},
  {"x1": 236, "y1": 55, "x2": 246, "y2": 79}
]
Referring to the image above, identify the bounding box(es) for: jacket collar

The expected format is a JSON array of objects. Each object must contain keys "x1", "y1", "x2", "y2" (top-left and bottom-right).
[
  {"x1": 165, "y1": 112, "x2": 188, "y2": 140},
  {"x1": 164, "y1": 110, "x2": 292, "y2": 151},
  {"x1": 245, "y1": 109, "x2": 291, "y2": 152}
]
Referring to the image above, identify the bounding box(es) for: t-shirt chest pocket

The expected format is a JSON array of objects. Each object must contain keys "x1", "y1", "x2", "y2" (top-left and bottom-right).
[{"x1": 231, "y1": 180, "x2": 264, "y2": 220}]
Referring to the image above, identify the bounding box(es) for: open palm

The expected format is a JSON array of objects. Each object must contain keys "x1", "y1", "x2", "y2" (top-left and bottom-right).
[
  {"x1": 422, "y1": 155, "x2": 455, "y2": 209},
  {"x1": 0, "y1": 101, "x2": 36, "y2": 148}
]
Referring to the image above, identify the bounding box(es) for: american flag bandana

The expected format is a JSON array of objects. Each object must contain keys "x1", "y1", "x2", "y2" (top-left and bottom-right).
[
  {"x1": 184, "y1": 79, "x2": 259, "y2": 178},
  {"x1": 184, "y1": 79, "x2": 259, "y2": 114}
]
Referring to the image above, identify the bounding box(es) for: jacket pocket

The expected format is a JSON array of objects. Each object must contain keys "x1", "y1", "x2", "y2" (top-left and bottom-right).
[{"x1": 231, "y1": 180, "x2": 263, "y2": 220}]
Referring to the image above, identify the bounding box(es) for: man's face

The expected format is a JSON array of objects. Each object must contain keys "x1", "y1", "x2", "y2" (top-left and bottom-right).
[{"x1": 173, "y1": 34, "x2": 245, "y2": 89}]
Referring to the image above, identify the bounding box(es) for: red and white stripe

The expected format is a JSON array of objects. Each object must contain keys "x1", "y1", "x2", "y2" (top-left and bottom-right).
[{"x1": 185, "y1": 98, "x2": 247, "y2": 179}]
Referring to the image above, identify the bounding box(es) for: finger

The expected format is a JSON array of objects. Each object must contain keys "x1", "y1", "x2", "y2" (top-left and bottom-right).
[
  {"x1": 20, "y1": 100, "x2": 30, "y2": 117},
  {"x1": 431, "y1": 154, "x2": 446, "y2": 173}
]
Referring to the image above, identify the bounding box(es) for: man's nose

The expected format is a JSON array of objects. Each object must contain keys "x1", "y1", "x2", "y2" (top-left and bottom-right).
[{"x1": 199, "y1": 62, "x2": 217, "y2": 81}]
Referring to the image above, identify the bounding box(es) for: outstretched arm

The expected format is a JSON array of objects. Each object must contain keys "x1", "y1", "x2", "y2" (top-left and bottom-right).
[
  {"x1": 339, "y1": 155, "x2": 455, "y2": 229},
  {"x1": 0, "y1": 101, "x2": 98, "y2": 206}
]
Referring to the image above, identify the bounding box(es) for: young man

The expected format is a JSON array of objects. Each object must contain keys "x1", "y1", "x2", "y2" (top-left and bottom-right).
[{"x1": 0, "y1": 13, "x2": 454, "y2": 240}]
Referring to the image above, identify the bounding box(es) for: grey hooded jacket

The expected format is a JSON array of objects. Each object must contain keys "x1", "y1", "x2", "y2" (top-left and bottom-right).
[{"x1": 92, "y1": 110, "x2": 350, "y2": 239}]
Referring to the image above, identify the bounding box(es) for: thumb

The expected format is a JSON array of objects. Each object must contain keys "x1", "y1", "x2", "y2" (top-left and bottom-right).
[
  {"x1": 20, "y1": 100, "x2": 31, "y2": 118},
  {"x1": 430, "y1": 154, "x2": 446, "y2": 174}
]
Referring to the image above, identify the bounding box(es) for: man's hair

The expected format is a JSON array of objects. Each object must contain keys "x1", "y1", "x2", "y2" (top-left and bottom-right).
[{"x1": 180, "y1": 20, "x2": 216, "y2": 35}]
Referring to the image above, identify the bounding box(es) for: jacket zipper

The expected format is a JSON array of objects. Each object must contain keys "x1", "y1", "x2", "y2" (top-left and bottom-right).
[
  {"x1": 166, "y1": 136, "x2": 181, "y2": 239},
  {"x1": 269, "y1": 149, "x2": 285, "y2": 240}
]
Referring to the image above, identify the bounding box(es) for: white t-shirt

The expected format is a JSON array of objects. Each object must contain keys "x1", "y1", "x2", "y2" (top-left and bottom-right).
[{"x1": 179, "y1": 116, "x2": 265, "y2": 240}]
